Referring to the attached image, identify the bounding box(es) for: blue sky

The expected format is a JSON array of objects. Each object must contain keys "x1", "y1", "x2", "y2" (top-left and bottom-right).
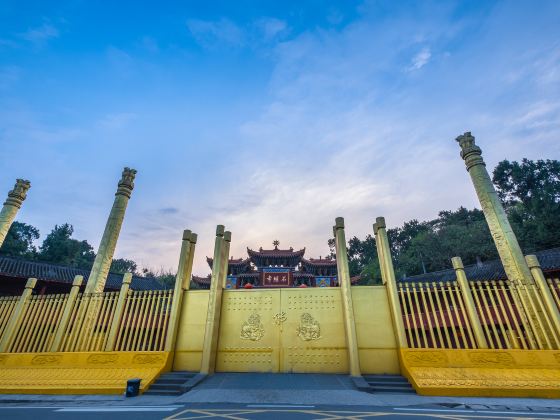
[{"x1": 1, "y1": 1, "x2": 559, "y2": 276}]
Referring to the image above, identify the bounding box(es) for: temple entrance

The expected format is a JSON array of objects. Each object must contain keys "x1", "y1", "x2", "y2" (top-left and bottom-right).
[{"x1": 216, "y1": 287, "x2": 349, "y2": 373}]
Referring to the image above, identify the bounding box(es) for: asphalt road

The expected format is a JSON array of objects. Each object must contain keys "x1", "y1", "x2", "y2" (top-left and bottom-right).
[{"x1": 0, "y1": 403, "x2": 559, "y2": 419}]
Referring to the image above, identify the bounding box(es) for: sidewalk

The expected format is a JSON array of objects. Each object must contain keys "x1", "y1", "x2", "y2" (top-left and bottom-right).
[{"x1": 1, "y1": 373, "x2": 560, "y2": 413}]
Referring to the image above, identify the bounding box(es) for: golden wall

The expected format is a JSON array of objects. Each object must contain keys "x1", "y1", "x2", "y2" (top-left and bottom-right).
[
  {"x1": 173, "y1": 290, "x2": 209, "y2": 371},
  {"x1": 352, "y1": 286, "x2": 400, "y2": 374},
  {"x1": 173, "y1": 285, "x2": 399, "y2": 375}
]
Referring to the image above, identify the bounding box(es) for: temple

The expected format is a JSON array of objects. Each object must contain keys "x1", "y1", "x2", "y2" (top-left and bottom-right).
[{"x1": 193, "y1": 241, "x2": 343, "y2": 289}]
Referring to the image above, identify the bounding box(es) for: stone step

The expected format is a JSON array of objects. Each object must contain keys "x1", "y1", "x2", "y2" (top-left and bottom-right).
[
  {"x1": 156, "y1": 378, "x2": 191, "y2": 385},
  {"x1": 369, "y1": 385, "x2": 415, "y2": 393},
  {"x1": 143, "y1": 389, "x2": 182, "y2": 396},
  {"x1": 148, "y1": 383, "x2": 180, "y2": 391},
  {"x1": 158, "y1": 372, "x2": 194, "y2": 378},
  {"x1": 363, "y1": 375, "x2": 409, "y2": 383},
  {"x1": 144, "y1": 371, "x2": 201, "y2": 396},
  {"x1": 359, "y1": 375, "x2": 416, "y2": 394}
]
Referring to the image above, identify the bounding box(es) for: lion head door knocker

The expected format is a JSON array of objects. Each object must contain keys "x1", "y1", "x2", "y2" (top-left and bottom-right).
[
  {"x1": 296, "y1": 313, "x2": 321, "y2": 341},
  {"x1": 240, "y1": 313, "x2": 265, "y2": 341}
]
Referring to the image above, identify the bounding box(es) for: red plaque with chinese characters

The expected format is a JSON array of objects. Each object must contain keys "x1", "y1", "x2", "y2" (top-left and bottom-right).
[{"x1": 261, "y1": 271, "x2": 292, "y2": 287}]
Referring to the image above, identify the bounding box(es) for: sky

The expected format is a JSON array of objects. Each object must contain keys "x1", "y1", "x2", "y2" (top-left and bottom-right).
[{"x1": 1, "y1": 0, "x2": 559, "y2": 277}]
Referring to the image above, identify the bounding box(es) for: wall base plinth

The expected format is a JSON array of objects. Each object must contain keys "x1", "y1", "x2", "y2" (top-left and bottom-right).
[
  {"x1": 0, "y1": 351, "x2": 170, "y2": 395},
  {"x1": 400, "y1": 349, "x2": 560, "y2": 399}
]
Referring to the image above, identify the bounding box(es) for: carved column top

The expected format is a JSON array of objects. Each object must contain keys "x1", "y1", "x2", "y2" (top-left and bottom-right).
[
  {"x1": 373, "y1": 216, "x2": 386, "y2": 234},
  {"x1": 116, "y1": 167, "x2": 137, "y2": 198},
  {"x1": 455, "y1": 131, "x2": 484, "y2": 171},
  {"x1": 4, "y1": 179, "x2": 31, "y2": 208}
]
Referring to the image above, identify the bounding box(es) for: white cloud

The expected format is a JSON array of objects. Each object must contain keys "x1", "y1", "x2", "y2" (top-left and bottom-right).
[
  {"x1": 408, "y1": 47, "x2": 431, "y2": 71},
  {"x1": 255, "y1": 18, "x2": 288, "y2": 40},
  {"x1": 186, "y1": 18, "x2": 245, "y2": 48},
  {"x1": 20, "y1": 23, "x2": 59, "y2": 46}
]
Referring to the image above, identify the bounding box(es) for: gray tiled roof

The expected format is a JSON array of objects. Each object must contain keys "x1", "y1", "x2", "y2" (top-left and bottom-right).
[
  {"x1": 0, "y1": 255, "x2": 166, "y2": 291},
  {"x1": 401, "y1": 247, "x2": 560, "y2": 283}
]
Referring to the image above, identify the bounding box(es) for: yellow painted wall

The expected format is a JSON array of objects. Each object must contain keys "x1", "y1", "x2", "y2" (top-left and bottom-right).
[
  {"x1": 174, "y1": 286, "x2": 400, "y2": 375},
  {"x1": 352, "y1": 286, "x2": 400, "y2": 374},
  {"x1": 173, "y1": 290, "x2": 209, "y2": 372}
]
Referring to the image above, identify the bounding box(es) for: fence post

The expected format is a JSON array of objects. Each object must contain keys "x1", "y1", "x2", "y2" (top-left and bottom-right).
[
  {"x1": 0, "y1": 277, "x2": 37, "y2": 352},
  {"x1": 334, "y1": 217, "x2": 361, "y2": 377},
  {"x1": 526, "y1": 255, "x2": 560, "y2": 339},
  {"x1": 373, "y1": 217, "x2": 408, "y2": 349},
  {"x1": 165, "y1": 230, "x2": 197, "y2": 352},
  {"x1": 452, "y1": 257, "x2": 489, "y2": 349},
  {"x1": 200, "y1": 226, "x2": 229, "y2": 375},
  {"x1": 104, "y1": 273, "x2": 133, "y2": 351},
  {"x1": 50, "y1": 275, "x2": 83, "y2": 352}
]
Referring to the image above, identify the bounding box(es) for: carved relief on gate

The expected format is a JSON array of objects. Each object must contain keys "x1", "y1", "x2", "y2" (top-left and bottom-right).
[
  {"x1": 296, "y1": 313, "x2": 321, "y2": 341},
  {"x1": 240, "y1": 313, "x2": 265, "y2": 341}
]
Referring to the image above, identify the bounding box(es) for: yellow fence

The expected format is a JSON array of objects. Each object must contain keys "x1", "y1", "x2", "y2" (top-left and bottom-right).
[
  {"x1": 398, "y1": 276, "x2": 560, "y2": 351},
  {"x1": 0, "y1": 296, "x2": 18, "y2": 339},
  {"x1": 0, "y1": 289, "x2": 173, "y2": 353},
  {"x1": 10, "y1": 293, "x2": 69, "y2": 353},
  {"x1": 547, "y1": 277, "x2": 560, "y2": 311},
  {"x1": 399, "y1": 281, "x2": 476, "y2": 349}
]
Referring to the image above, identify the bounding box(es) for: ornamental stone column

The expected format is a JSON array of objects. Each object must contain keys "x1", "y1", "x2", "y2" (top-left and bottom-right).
[
  {"x1": 456, "y1": 132, "x2": 549, "y2": 346},
  {"x1": 456, "y1": 132, "x2": 533, "y2": 287},
  {"x1": 201, "y1": 225, "x2": 229, "y2": 375},
  {"x1": 0, "y1": 179, "x2": 31, "y2": 248},
  {"x1": 333, "y1": 217, "x2": 361, "y2": 377},
  {"x1": 85, "y1": 168, "x2": 137, "y2": 294},
  {"x1": 373, "y1": 217, "x2": 408, "y2": 349}
]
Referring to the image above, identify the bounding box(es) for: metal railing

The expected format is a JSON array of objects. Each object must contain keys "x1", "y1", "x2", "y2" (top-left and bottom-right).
[
  {"x1": 398, "y1": 275, "x2": 560, "y2": 350},
  {"x1": 0, "y1": 289, "x2": 173, "y2": 353},
  {"x1": 398, "y1": 281, "x2": 476, "y2": 349}
]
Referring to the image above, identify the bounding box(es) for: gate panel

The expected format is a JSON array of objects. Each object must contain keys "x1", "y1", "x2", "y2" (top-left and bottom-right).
[
  {"x1": 216, "y1": 289, "x2": 280, "y2": 372},
  {"x1": 280, "y1": 288, "x2": 348, "y2": 373}
]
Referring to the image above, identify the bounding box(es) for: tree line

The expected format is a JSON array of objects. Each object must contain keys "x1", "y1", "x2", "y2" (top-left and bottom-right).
[
  {"x1": 1, "y1": 158, "x2": 558, "y2": 286},
  {"x1": 0, "y1": 221, "x2": 172, "y2": 280},
  {"x1": 328, "y1": 158, "x2": 560, "y2": 284}
]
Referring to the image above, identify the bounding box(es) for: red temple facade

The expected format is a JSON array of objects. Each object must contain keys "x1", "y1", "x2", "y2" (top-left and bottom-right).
[{"x1": 193, "y1": 242, "x2": 343, "y2": 289}]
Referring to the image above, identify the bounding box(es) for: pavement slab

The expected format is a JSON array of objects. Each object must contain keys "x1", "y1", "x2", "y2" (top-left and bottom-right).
[{"x1": 1, "y1": 373, "x2": 560, "y2": 413}]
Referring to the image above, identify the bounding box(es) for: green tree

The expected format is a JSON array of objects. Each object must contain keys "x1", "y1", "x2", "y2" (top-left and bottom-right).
[
  {"x1": 38, "y1": 224, "x2": 95, "y2": 269},
  {"x1": 328, "y1": 234, "x2": 381, "y2": 284},
  {"x1": 493, "y1": 159, "x2": 560, "y2": 252},
  {"x1": 330, "y1": 207, "x2": 498, "y2": 280},
  {"x1": 0, "y1": 221, "x2": 39, "y2": 258},
  {"x1": 142, "y1": 267, "x2": 175, "y2": 288},
  {"x1": 110, "y1": 258, "x2": 138, "y2": 275}
]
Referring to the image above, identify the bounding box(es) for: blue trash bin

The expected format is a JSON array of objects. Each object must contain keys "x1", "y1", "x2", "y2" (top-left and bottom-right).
[{"x1": 126, "y1": 378, "x2": 141, "y2": 397}]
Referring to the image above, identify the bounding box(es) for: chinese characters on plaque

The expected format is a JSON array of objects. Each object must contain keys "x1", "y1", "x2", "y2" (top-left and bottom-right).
[{"x1": 261, "y1": 271, "x2": 291, "y2": 287}]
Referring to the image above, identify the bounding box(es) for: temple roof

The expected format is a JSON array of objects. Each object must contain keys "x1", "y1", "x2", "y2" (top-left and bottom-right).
[
  {"x1": 206, "y1": 256, "x2": 250, "y2": 268},
  {"x1": 0, "y1": 255, "x2": 166, "y2": 291},
  {"x1": 301, "y1": 257, "x2": 337, "y2": 267},
  {"x1": 247, "y1": 246, "x2": 306, "y2": 259},
  {"x1": 192, "y1": 275, "x2": 211, "y2": 285}
]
